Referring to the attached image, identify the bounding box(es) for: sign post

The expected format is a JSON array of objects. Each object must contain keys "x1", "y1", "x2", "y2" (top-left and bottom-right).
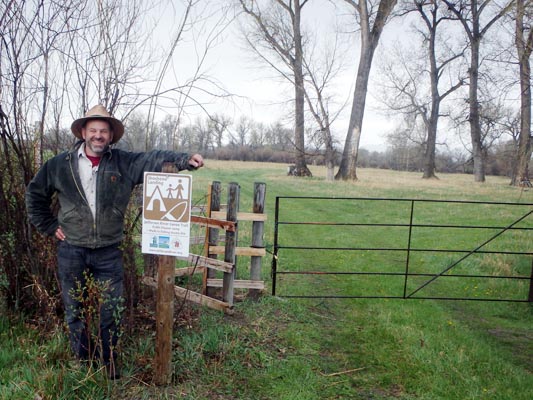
[{"x1": 142, "y1": 166, "x2": 192, "y2": 385}]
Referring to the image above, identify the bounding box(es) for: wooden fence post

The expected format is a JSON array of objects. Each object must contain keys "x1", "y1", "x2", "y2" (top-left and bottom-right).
[
  {"x1": 153, "y1": 163, "x2": 177, "y2": 385},
  {"x1": 205, "y1": 181, "x2": 221, "y2": 297},
  {"x1": 249, "y1": 182, "x2": 266, "y2": 299},
  {"x1": 222, "y1": 183, "x2": 239, "y2": 305}
]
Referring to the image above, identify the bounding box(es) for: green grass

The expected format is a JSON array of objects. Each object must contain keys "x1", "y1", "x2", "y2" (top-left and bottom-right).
[{"x1": 2, "y1": 161, "x2": 533, "y2": 399}]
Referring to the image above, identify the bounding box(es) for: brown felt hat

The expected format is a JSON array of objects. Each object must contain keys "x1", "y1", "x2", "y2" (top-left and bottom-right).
[{"x1": 71, "y1": 104, "x2": 124, "y2": 144}]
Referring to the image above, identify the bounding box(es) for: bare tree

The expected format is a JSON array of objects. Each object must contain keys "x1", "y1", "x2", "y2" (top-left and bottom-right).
[
  {"x1": 497, "y1": 110, "x2": 521, "y2": 181},
  {"x1": 230, "y1": 115, "x2": 253, "y2": 147},
  {"x1": 302, "y1": 27, "x2": 346, "y2": 181},
  {"x1": 117, "y1": 112, "x2": 148, "y2": 151},
  {"x1": 209, "y1": 113, "x2": 232, "y2": 148},
  {"x1": 250, "y1": 121, "x2": 269, "y2": 148},
  {"x1": 380, "y1": 1, "x2": 464, "y2": 178},
  {"x1": 335, "y1": 0, "x2": 397, "y2": 181},
  {"x1": 63, "y1": 0, "x2": 158, "y2": 119},
  {"x1": 442, "y1": 0, "x2": 515, "y2": 182},
  {"x1": 192, "y1": 116, "x2": 214, "y2": 152},
  {"x1": 0, "y1": 0, "x2": 67, "y2": 311},
  {"x1": 157, "y1": 114, "x2": 181, "y2": 150},
  {"x1": 451, "y1": 94, "x2": 510, "y2": 171},
  {"x1": 238, "y1": 0, "x2": 312, "y2": 176},
  {"x1": 266, "y1": 120, "x2": 294, "y2": 148},
  {"x1": 416, "y1": 1, "x2": 465, "y2": 178},
  {"x1": 386, "y1": 127, "x2": 426, "y2": 171},
  {"x1": 514, "y1": 0, "x2": 533, "y2": 185}
]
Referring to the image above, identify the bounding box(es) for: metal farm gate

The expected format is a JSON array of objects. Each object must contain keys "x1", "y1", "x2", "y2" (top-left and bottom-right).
[{"x1": 271, "y1": 197, "x2": 533, "y2": 302}]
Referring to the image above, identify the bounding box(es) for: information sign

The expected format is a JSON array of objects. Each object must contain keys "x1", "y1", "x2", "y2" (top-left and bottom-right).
[{"x1": 141, "y1": 172, "x2": 192, "y2": 257}]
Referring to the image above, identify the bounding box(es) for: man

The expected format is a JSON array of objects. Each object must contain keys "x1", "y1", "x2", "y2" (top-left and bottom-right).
[{"x1": 25, "y1": 104, "x2": 204, "y2": 379}]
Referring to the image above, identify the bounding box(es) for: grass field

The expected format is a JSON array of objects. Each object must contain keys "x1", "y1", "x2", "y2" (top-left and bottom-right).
[{"x1": 1, "y1": 161, "x2": 532, "y2": 399}]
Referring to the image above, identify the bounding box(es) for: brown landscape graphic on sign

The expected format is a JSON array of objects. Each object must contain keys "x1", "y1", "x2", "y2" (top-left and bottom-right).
[{"x1": 144, "y1": 175, "x2": 190, "y2": 222}]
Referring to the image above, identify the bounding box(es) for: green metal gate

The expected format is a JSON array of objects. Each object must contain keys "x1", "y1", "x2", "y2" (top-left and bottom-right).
[{"x1": 272, "y1": 197, "x2": 533, "y2": 302}]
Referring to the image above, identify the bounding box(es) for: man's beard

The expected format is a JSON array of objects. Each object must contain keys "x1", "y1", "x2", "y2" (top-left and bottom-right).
[{"x1": 86, "y1": 140, "x2": 110, "y2": 155}]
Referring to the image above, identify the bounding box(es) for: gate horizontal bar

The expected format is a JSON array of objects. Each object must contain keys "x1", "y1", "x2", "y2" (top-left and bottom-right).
[
  {"x1": 276, "y1": 246, "x2": 533, "y2": 255},
  {"x1": 277, "y1": 295, "x2": 530, "y2": 303},
  {"x1": 277, "y1": 221, "x2": 533, "y2": 230},
  {"x1": 275, "y1": 196, "x2": 533, "y2": 206},
  {"x1": 275, "y1": 271, "x2": 531, "y2": 280}
]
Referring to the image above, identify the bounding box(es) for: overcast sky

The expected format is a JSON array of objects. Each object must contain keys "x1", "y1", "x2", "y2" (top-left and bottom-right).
[
  {"x1": 147, "y1": 1, "x2": 515, "y2": 152},
  {"x1": 142, "y1": 1, "x2": 405, "y2": 150}
]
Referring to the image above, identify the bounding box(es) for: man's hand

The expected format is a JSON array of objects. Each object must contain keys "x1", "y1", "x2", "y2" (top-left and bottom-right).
[
  {"x1": 55, "y1": 226, "x2": 66, "y2": 241},
  {"x1": 188, "y1": 154, "x2": 204, "y2": 169}
]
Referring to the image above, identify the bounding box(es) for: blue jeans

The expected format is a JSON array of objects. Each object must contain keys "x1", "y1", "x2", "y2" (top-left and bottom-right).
[{"x1": 57, "y1": 241, "x2": 124, "y2": 365}]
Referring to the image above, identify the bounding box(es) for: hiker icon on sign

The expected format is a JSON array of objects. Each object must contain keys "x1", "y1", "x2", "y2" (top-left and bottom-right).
[
  {"x1": 176, "y1": 179, "x2": 185, "y2": 199},
  {"x1": 144, "y1": 174, "x2": 191, "y2": 222},
  {"x1": 167, "y1": 184, "x2": 174, "y2": 198},
  {"x1": 165, "y1": 179, "x2": 185, "y2": 199}
]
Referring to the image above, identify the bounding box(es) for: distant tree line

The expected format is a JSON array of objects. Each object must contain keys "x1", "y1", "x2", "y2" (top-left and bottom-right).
[{"x1": 41, "y1": 111, "x2": 528, "y2": 178}]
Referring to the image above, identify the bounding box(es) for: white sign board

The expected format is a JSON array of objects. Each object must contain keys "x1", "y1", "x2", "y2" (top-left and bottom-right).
[{"x1": 141, "y1": 172, "x2": 192, "y2": 257}]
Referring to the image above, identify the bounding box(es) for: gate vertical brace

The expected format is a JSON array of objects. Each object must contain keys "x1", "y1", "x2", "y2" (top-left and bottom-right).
[
  {"x1": 403, "y1": 200, "x2": 415, "y2": 299},
  {"x1": 528, "y1": 257, "x2": 533, "y2": 302},
  {"x1": 222, "y1": 183, "x2": 239, "y2": 305},
  {"x1": 272, "y1": 196, "x2": 280, "y2": 296}
]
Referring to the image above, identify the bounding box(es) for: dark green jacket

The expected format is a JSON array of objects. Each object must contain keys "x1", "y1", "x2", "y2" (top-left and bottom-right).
[{"x1": 25, "y1": 143, "x2": 194, "y2": 248}]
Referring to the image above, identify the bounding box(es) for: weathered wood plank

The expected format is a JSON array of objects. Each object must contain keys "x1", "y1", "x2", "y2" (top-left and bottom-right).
[
  {"x1": 191, "y1": 215, "x2": 236, "y2": 232},
  {"x1": 207, "y1": 279, "x2": 265, "y2": 290},
  {"x1": 175, "y1": 254, "x2": 233, "y2": 275},
  {"x1": 175, "y1": 266, "x2": 204, "y2": 277},
  {"x1": 211, "y1": 210, "x2": 267, "y2": 222},
  {"x1": 142, "y1": 277, "x2": 233, "y2": 314},
  {"x1": 209, "y1": 246, "x2": 266, "y2": 257},
  {"x1": 189, "y1": 253, "x2": 233, "y2": 273}
]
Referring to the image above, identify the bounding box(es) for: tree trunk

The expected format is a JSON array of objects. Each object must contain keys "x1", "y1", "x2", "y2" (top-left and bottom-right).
[
  {"x1": 469, "y1": 33, "x2": 485, "y2": 182},
  {"x1": 516, "y1": 59, "x2": 532, "y2": 184},
  {"x1": 443, "y1": 0, "x2": 514, "y2": 182},
  {"x1": 336, "y1": 24, "x2": 374, "y2": 180},
  {"x1": 422, "y1": 7, "x2": 439, "y2": 180},
  {"x1": 423, "y1": 116, "x2": 438, "y2": 179},
  {"x1": 515, "y1": 0, "x2": 533, "y2": 185},
  {"x1": 325, "y1": 139, "x2": 335, "y2": 182},
  {"x1": 292, "y1": 0, "x2": 312, "y2": 177},
  {"x1": 336, "y1": 0, "x2": 397, "y2": 181}
]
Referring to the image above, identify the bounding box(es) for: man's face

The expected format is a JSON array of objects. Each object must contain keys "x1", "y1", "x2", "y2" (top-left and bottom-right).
[{"x1": 81, "y1": 119, "x2": 113, "y2": 156}]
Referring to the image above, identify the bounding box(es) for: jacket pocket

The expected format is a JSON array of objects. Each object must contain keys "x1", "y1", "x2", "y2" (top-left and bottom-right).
[
  {"x1": 60, "y1": 204, "x2": 85, "y2": 226},
  {"x1": 98, "y1": 206, "x2": 125, "y2": 242}
]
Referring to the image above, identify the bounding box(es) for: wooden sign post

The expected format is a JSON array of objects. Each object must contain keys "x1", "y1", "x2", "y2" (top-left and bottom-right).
[
  {"x1": 152, "y1": 163, "x2": 178, "y2": 385},
  {"x1": 154, "y1": 253, "x2": 175, "y2": 385}
]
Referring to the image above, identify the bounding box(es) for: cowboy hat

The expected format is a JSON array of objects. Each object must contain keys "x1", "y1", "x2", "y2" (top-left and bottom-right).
[{"x1": 71, "y1": 104, "x2": 125, "y2": 144}]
